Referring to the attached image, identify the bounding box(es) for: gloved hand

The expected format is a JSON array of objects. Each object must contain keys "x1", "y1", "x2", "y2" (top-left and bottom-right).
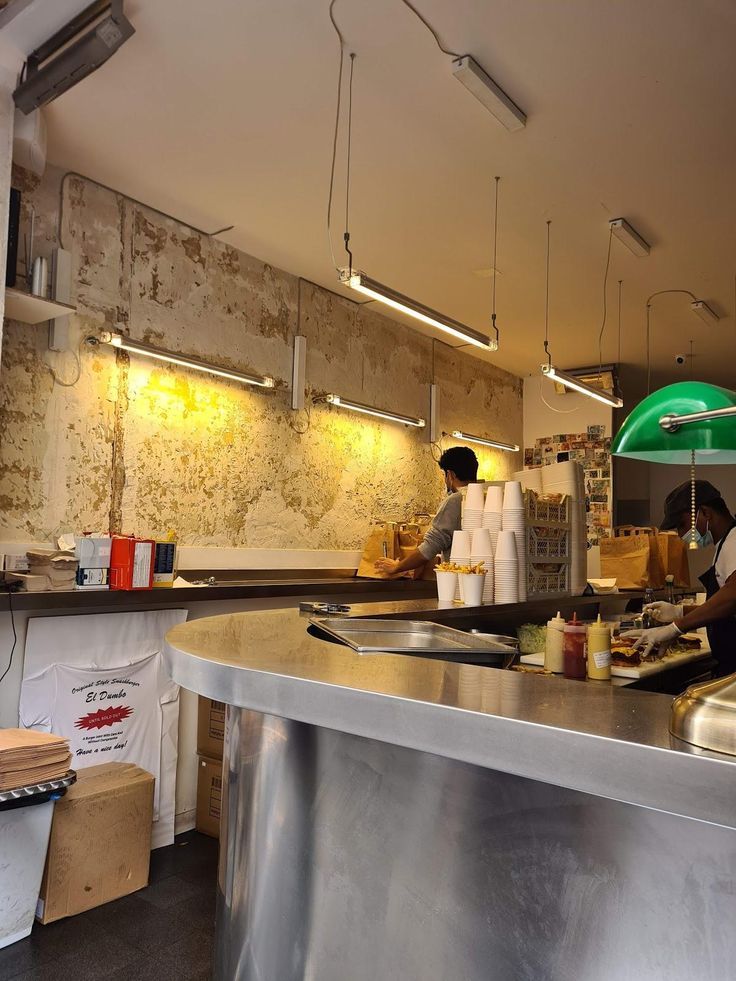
[
  {"x1": 642, "y1": 600, "x2": 683, "y2": 623},
  {"x1": 621, "y1": 623, "x2": 681, "y2": 659}
]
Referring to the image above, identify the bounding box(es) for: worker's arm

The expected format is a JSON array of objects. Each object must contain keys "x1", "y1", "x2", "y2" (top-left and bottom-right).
[
  {"x1": 674, "y1": 573, "x2": 736, "y2": 632},
  {"x1": 375, "y1": 548, "x2": 427, "y2": 576}
]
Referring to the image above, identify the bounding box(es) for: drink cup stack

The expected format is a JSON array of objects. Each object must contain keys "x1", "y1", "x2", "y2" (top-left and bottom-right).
[
  {"x1": 470, "y1": 528, "x2": 494, "y2": 604},
  {"x1": 483, "y1": 486, "x2": 504, "y2": 553},
  {"x1": 502, "y1": 481, "x2": 527, "y2": 602},
  {"x1": 493, "y1": 529, "x2": 519, "y2": 604}
]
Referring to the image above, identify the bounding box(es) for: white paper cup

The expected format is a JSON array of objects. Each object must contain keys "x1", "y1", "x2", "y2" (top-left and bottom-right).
[
  {"x1": 494, "y1": 530, "x2": 517, "y2": 561},
  {"x1": 436, "y1": 571, "x2": 458, "y2": 602},
  {"x1": 460, "y1": 573, "x2": 485, "y2": 606},
  {"x1": 471, "y1": 528, "x2": 493, "y2": 556},
  {"x1": 503, "y1": 481, "x2": 524, "y2": 511},
  {"x1": 484, "y1": 486, "x2": 504, "y2": 513},
  {"x1": 450, "y1": 530, "x2": 473, "y2": 557},
  {"x1": 465, "y1": 483, "x2": 485, "y2": 510}
]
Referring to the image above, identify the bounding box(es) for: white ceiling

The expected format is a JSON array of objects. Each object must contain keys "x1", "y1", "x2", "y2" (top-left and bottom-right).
[{"x1": 32, "y1": 0, "x2": 736, "y2": 387}]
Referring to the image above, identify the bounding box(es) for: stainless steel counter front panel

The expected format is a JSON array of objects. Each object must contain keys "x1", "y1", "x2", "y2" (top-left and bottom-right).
[{"x1": 217, "y1": 707, "x2": 736, "y2": 981}]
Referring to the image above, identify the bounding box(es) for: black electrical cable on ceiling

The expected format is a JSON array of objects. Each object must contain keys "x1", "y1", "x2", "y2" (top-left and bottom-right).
[
  {"x1": 597, "y1": 226, "x2": 613, "y2": 377},
  {"x1": 327, "y1": 0, "x2": 346, "y2": 271},
  {"x1": 644, "y1": 289, "x2": 696, "y2": 394},
  {"x1": 0, "y1": 589, "x2": 17, "y2": 687},
  {"x1": 397, "y1": 0, "x2": 461, "y2": 57}
]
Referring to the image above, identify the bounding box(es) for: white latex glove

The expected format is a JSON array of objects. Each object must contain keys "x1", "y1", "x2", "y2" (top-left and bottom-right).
[
  {"x1": 621, "y1": 623, "x2": 681, "y2": 659},
  {"x1": 642, "y1": 601, "x2": 683, "y2": 623}
]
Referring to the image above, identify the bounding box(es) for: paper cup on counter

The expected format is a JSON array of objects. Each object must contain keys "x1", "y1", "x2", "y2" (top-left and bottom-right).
[
  {"x1": 484, "y1": 486, "x2": 503, "y2": 513},
  {"x1": 460, "y1": 573, "x2": 485, "y2": 606},
  {"x1": 503, "y1": 481, "x2": 524, "y2": 511},
  {"x1": 470, "y1": 528, "x2": 494, "y2": 556},
  {"x1": 464, "y1": 483, "x2": 485, "y2": 511},
  {"x1": 450, "y1": 530, "x2": 473, "y2": 558},
  {"x1": 436, "y1": 571, "x2": 459, "y2": 602}
]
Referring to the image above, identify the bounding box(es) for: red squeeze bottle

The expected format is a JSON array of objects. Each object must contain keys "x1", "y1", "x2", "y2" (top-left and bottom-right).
[{"x1": 563, "y1": 612, "x2": 587, "y2": 680}]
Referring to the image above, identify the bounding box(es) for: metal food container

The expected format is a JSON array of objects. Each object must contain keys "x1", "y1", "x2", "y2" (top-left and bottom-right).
[{"x1": 670, "y1": 672, "x2": 736, "y2": 756}]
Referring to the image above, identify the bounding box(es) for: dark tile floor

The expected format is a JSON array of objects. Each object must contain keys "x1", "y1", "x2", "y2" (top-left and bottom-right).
[{"x1": 0, "y1": 831, "x2": 218, "y2": 981}]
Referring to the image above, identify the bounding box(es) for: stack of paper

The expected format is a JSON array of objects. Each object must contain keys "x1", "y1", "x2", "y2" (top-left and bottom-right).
[{"x1": 0, "y1": 729, "x2": 72, "y2": 791}]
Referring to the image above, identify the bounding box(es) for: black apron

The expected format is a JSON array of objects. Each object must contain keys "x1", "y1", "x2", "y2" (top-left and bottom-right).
[{"x1": 699, "y1": 524, "x2": 736, "y2": 678}]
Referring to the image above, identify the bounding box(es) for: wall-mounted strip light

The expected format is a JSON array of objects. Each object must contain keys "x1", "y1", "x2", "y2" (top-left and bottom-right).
[
  {"x1": 609, "y1": 218, "x2": 650, "y2": 257},
  {"x1": 339, "y1": 269, "x2": 495, "y2": 351},
  {"x1": 691, "y1": 300, "x2": 719, "y2": 326},
  {"x1": 447, "y1": 430, "x2": 519, "y2": 452},
  {"x1": 99, "y1": 333, "x2": 274, "y2": 388},
  {"x1": 451, "y1": 56, "x2": 527, "y2": 132},
  {"x1": 541, "y1": 364, "x2": 623, "y2": 408},
  {"x1": 316, "y1": 394, "x2": 425, "y2": 428}
]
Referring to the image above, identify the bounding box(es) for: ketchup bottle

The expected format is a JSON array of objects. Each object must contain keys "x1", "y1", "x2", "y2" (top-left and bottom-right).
[{"x1": 563, "y1": 612, "x2": 587, "y2": 680}]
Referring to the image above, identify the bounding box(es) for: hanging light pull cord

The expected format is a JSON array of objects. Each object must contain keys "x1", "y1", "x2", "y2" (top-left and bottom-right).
[
  {"x1": 689, "y1": 449, "x2": 697, "y2": 550},
  {"x1": 491, "y1": 175, "x2": 500, "y2": 348},
  {"x1": 543, "y1": 220, "x2": 552, "y2": 367}
]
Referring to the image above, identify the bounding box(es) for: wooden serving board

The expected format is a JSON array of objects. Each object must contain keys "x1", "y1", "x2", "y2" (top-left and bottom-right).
[{"x1": 520, "y1": 630, "x2": 711, "y2": 679}]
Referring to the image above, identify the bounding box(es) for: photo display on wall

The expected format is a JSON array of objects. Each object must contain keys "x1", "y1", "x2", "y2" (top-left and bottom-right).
[{"x1": 524, "y1": 425, "x2": 612, "y2": 546}]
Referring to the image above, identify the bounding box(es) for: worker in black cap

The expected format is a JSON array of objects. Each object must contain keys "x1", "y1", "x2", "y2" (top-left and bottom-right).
[{"x1": 624, "y1": 479, "x2": 736, "y2": 676}]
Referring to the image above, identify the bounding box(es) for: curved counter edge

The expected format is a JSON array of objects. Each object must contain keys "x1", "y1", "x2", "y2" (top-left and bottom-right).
[{"x1": 164, "y1": 613, "x2": 736, "y2": 831}]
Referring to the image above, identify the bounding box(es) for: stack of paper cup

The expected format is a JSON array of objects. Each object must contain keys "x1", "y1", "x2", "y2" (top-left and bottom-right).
[
  {"x1": 541, "y1": 461, "x2": 585, "y2": 594},
  {"x1": 482, "y1": 485, "x2": 504, "y2": 553},
  {"x1": 461, "y1": 483, "x2": 485, "y2": 531},
  {"x1": 502, "y1": 481, "x2": 527, "y2": 602},
  {"x1": 494, "y1": 530, "x2": 519, "y2": 604},
  {"x1": 470, "y1": 528, "x2": 494, "y2": 604},
  {"x1": 450, "y1": 530, "x2": 472, "y2": 601}
]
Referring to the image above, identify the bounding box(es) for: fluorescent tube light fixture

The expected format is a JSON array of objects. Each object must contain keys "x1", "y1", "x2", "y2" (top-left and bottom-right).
[
  {"x1": 448, "y1": 430, "x2": 519, "y2": 452},
  {"x1": 317, "y1": 394, "x2": 425, "y2": 428},
  {"x1": 99, "y1": 333, "x2": 274, "y2": 388},
  {"x1": 339, "y1": 269, "x2": 495, "y2": 351},
  {"x1": 541, "y1": 364, "x2": 623, "y2": 408},
  {"x1": 451, "y1": 56, "x2": 526, "y2": 132},
  {"x1": 691, "y1": 300, "x2": 719, "y2": 326},
  {"x1": 609, "y1": 218, "x2": 650, "y2": 257}
]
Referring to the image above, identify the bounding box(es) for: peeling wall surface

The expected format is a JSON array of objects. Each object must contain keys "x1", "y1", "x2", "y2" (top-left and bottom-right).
[{"x1": 0, "y1": 166, "x2": 523, "y2": 550}]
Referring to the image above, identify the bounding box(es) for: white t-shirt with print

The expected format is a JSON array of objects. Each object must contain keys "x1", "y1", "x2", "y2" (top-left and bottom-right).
[{"x1": 20, "y1": 654, "x2": 173, "y2": 817}]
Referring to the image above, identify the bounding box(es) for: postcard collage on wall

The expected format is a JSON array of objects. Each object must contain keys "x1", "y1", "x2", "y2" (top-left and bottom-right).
[{"x1": 524, "y1": 425, "x2": 612, "y2": 546}]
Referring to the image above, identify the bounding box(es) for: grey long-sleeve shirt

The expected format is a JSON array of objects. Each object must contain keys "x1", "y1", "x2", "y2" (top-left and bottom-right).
[{"x1": 417, "y1": 491, "x2": 463, "y2": 562}]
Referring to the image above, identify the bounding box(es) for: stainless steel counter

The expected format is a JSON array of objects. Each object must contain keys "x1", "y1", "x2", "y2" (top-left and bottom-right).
[
  {"x1": 165, "y1": 607, "x2": 736, "y2": 829},
  {"x1": 165, "y1": 606, "x2": 736, "y2": 981}
]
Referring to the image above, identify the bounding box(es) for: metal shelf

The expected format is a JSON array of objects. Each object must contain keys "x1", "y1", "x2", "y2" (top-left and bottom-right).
[{"x1": 4, "y1": 287, "x2": 76, "y2": 325}]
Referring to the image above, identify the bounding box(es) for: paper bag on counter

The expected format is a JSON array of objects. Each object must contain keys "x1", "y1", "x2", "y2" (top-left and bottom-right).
[
  {"x1": 656, "y1": 531, "x2": 691, "y2": 587},
  {"x1": 356, "y1": 522, "x2": 400, "y2": 579},
  {"x1": 600, "y1": 526, "x2": 665, "y2": 590}
]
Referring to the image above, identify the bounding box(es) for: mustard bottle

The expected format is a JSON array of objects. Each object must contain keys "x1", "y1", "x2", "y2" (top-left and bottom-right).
[
  {"x1": 544, "y1": 612, "x2": 566, "y2": 673},
  {"x1": 587, "y1": 614, "x2": 611, "y2": 680}
]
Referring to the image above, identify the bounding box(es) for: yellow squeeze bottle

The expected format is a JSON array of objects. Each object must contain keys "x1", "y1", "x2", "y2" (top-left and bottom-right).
[{"x1": 587, "y1": 614, "x2": 612, "y2": 680}]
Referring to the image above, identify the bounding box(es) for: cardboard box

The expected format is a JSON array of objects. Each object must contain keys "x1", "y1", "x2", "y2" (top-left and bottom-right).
[
  {"x1": 36, "y1": 762, "x2": 154, "y2": 924},
  {"x1": 196, "y1": 756, "x2": 222, "y2": 839},
  {"x1": 197, "y1": 696, "x2": 225, "y2": 760}
]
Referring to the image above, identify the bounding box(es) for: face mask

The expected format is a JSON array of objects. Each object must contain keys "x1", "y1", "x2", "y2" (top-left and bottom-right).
[{"x1": 682, "y1": 518, "x2": 713, "y2": 548}]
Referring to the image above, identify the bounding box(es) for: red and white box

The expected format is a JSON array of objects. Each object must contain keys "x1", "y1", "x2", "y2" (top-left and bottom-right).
[{"x1": 109, "y1": 536, "x2": 155, "y2": 590}]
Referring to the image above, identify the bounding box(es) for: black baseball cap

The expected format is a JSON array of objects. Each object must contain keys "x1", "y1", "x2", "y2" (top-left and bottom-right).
[{"x1": 660, "y1": 480, "x2": 721, "y2": 530}]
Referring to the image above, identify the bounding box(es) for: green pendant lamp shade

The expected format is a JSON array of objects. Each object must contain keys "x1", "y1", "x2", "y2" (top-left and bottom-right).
[{"x1": 612, "y1": 382, "x2": 736, "y2": 464}]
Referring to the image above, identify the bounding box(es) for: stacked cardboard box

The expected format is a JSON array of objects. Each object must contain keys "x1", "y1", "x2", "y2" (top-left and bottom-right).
[{"x1": 196, "y1": 698, "x2": 224, "y2": 838}]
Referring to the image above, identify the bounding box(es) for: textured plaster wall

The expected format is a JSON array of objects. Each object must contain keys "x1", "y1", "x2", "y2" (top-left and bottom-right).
[{"x1": 0, "y1": 166, "x2": 523, "y2": 550}]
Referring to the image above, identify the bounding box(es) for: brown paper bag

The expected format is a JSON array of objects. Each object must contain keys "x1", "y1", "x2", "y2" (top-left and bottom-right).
[
  {"x1": 656, "y1": 531, "x2": 691, "y2": 587},
  {"x1": 600, "y1": 526, "x2": 665, "y2": 589},
  {"x1": 356, "y1": 522, "x2": 399, "y2": 579}
]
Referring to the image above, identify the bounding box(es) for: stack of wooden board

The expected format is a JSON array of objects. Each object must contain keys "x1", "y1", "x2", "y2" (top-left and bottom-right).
[{"x1": 0, "y1": 729, "x2": 71, "y2": 791}]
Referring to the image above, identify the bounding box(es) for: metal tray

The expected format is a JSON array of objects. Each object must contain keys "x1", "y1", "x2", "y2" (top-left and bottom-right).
[{"x1": 310, "y1": 618, "x2": 518, "y2": 658}]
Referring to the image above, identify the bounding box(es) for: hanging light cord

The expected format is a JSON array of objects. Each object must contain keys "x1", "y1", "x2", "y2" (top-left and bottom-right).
[
  {"x1": 644, "y1": 289, "x2": 696, "y2": 394},
  {"x1": 544, "y1": 220, "x2": 551, "y2": 363},
  {"x1": 597, "y1": 225, "x2": 613, "y2": 377},
  {"x1": 343, "y1": 52, "x2": 356, "y2": 273},
  {"x1": 397, "y1": 0, "x2": 461, "y2": 57},
  {"x1": 327, "y1": 0, "x2": 347, "y2": 271},
  {"x1": 491, "y1": 175, "x2": 500, "y2": 348},
  {"x1": 617, "y1": 279, "x2": 623, "y2": 364}
]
